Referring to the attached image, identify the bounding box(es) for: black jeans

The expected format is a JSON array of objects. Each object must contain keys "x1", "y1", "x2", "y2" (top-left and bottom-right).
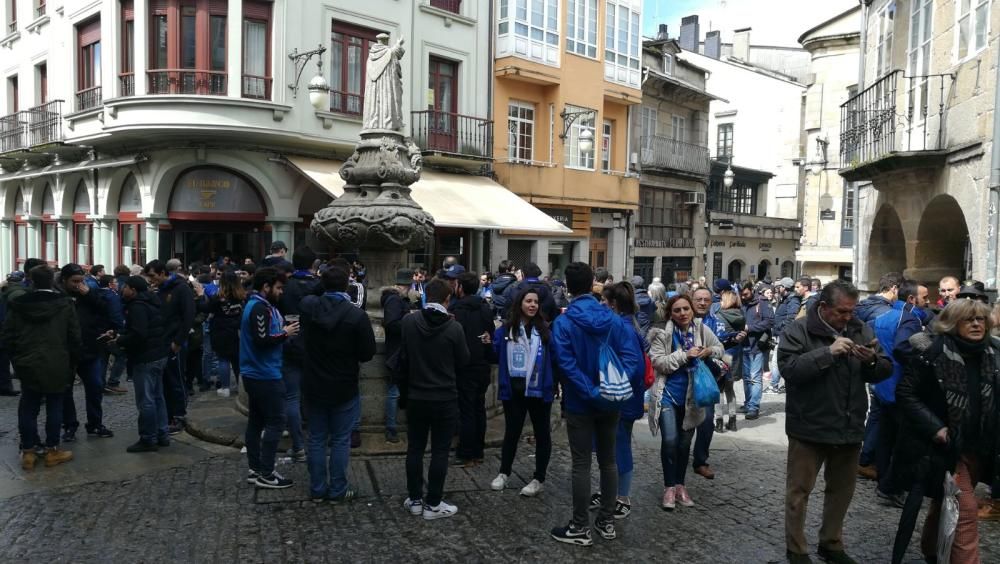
[
  {"x1": 163, "y1": 350, "x2": 188, "y2": 421},
  {"x1": 406, "y1": 399, "x2": 458, "y2": 507},
  {"x1": 876, "y1": 401, "x2": 900, "y2": 494},
  {"x1": 566, "y1": 410, "x2": 619, "y2": 526},
  {"x1": 456, "y1": 367, "x2": 490, "y2": 460},
  {"x1": 62, "y1": 356, "x2": 106, "y2": 431},
  {"x1": 244, "y1": 378, "x2": 286, "y2": 476},
  {"x1": 19, "y1": 388, "x2": 64, "y2": 450},
  {"x1": 499, "y1": 383, "x2": 552, "y2": 482}
]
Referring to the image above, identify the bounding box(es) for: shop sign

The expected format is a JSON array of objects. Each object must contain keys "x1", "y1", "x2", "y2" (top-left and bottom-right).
[
  {"x1": 759, "y1": 242, "x2": 772, "y2": 252},
  {"x1": 710, "y1": 240, "x2": 746, "y2": 248},
  {"x1": 538, "y1": 207, "x2": 574, "y2": 229},
  {"x1": 169, "y1": 169, "x2": 264, "y2": 216},
  {"x1": 820, "y1": 210, "x2": 836, "y2": 220},
  {"x1": 635, "y1": 238, "x2": 694, "y2": 248}
]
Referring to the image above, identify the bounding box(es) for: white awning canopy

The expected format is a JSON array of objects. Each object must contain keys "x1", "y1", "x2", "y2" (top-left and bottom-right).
[{"x1": 287, "y1": 156, "x2": 572, "y2": 235}]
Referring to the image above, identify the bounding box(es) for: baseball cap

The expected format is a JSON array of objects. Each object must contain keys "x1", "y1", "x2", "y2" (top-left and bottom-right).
[
  {"x1": 713, "y1": 278, "x2": 732, "y2": 293},
  {"x1": 778, "y1": 277, "x2": 794, "y2": 290},
  {"x1": 270, "y1": 240, "x2": 288, "y2": 252},
  {"x1": 443, "y1": 264, "x2": 466, "y2": 279}
]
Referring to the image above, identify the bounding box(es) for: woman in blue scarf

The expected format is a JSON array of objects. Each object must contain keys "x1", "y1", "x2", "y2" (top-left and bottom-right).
[{"x1": 490, "y1": 289, "x2": 556, "y2": 497}]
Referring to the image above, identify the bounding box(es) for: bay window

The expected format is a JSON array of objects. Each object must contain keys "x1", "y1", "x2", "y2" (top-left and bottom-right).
[
  {"x1": 242, "y1": 1, "x2": 271, "y2": 99},
  {"x1": 496, "y1": 0, "x2": 560, "y2": 66},
  {"x1": 564, "y1": 104, "x2": 595, "y2": 170},
  {"x1": 148, "y1": 0, "x2": 227, "y2": 96},
  {"x1": 604, "y1": 0, "x2": 640, "y2": 88},
  {"x1": 566, "y1": 0, "x2": 597, "y2": 58},
  {"x1": 330, "y1": 21, "x2": 381, "y2": 115}
]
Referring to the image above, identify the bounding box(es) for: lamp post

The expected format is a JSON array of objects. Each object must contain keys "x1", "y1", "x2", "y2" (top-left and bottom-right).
[
  {"x1": 288, "y1": 44, "x2": 330, "y2": 110},
  {"x1": 723, "y1": 163, "x2": 734, "y2": 188}
]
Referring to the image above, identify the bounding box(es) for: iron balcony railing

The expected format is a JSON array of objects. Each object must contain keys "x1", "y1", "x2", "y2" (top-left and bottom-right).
[
  {"x1": 411, "y1": 110, "x2": 493, "y2": 159},
  {"x1": 36, "y1": 2, "x2": 45, "y2": 18},
  {"x1": 429, "y1": 0, "x2": 461, "y2": 13},
  {"x1": 76, "y1": 85, "x2": 102, "y2": 111},
  {"x1": 147, "y1": 69, "x2": 227, "y2": 96},
  {"x1": 0, "y1": 100, "x2": 64, "y2": 153},
  {"x1": 119, "y1": 73, "x2": 135, "y2": 97},
  {"x1": 839, "y1": 69, "x2": 953, "y2": 168},
  {"x1": 639, "y1": 135, "x2": 711, "y2": 177},
  {"x1": 241, "y1": 74, "x2": 272, "y2": 100},
  {"x1": 330, "y1": 89, "x2": 363, "y2": 116}
]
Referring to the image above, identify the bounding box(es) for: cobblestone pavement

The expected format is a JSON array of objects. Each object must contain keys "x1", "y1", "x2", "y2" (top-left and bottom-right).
[{"x1": 1, "y1": 382, "x2": 998, "y2": 563}]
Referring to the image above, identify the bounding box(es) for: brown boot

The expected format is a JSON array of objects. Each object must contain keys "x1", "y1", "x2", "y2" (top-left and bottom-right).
[
  {"x1": 857, "y1": 464, "x2": 878, "y2": 481},
  {"x1": 20, "y1": 449, "x2": 37, "y2": 471},
  {"x1": 44, "y1": 447, "x2": 73, "y2": 467}
]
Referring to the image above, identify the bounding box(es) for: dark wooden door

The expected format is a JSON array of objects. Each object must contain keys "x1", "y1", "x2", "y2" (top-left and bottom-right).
[{"x1": 428, "y1": 57, "x2": 457, "y2": 152}]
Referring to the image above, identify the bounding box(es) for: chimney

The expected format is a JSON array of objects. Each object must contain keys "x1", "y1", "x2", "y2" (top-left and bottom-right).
[
  {"x1": 656, "y1": 24, "x2": 669, "y2": 41},
  {"x1": 733, "y1": 27, "x2": 751, "y2": 62},
  {"x1": 679, "y1": 15, "x2": 700, "y2": 51},
  {"x1": 705, "y1": 30, "x2": 722, "y2": 59}
]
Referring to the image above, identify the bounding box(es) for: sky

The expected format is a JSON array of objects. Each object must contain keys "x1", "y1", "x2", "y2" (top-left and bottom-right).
[{"x1": 643, "y1": 0, "x2": 858, "y2": 47}]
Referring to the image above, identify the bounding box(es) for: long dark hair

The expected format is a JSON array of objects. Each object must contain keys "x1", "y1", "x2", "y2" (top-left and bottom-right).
[
  {"x1": 219, "y1": 271, "x2": 246, "y2": 302},
  {"x1": 603, "y1": 281, "x2": 638, "y2": 316},
  {"x1": 504, "y1": 288, "x2": 550, "y2": 343}
]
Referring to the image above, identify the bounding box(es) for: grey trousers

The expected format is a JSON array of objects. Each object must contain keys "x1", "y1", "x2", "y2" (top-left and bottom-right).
[{"x1": 566, "y1": 410, "x2": 620, "y2": 527}]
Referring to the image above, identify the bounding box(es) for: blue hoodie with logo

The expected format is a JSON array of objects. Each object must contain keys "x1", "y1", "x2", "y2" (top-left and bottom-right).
[{"x1": 552, "y1": 294, "x2": 644, "y2": 415}]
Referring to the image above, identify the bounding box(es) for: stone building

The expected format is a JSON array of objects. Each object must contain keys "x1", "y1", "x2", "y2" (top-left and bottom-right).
[
  {"x1": 796, "y1": 6, "x2": 861, "y2": 283},
  {"x1": 841, "y1": 0, "x2": 1000, "y2": 293}
]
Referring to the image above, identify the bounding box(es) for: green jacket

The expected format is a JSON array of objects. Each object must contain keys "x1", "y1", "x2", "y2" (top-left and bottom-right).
[{"x1": 1, "y1": 290, "x2": 81, "y2": 393}]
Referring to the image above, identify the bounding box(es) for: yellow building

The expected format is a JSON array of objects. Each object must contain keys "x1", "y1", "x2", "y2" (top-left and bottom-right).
[{"x1": 491, "y1": 0, "x2": 642, "y2": 280}]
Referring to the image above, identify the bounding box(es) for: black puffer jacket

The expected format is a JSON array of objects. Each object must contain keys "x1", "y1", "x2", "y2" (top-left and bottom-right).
[
  {"x1": 448, "y1": 294, "x2": 494, "y2": 369},
  {"x1": 118, "y1": 290, "x2": 169, "y2": 365},
  {"x1": 299, "y1": 293, "x2": 376, "y2": 407},
  {"x1": 777, "y1": 303, "x2": 892, "y2": 445}
]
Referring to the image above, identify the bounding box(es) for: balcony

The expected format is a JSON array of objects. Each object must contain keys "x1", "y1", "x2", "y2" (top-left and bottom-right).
[
  {"x1": 147, "y1": 70, "x2": 227, "y2": 96},
  {"x1": 411, "y1": 110, "x2": 492, "y2": 161},
  {"x1": 119, "y1": 73, "x2": 135, "y2": 97},
  {"x1": 0, "y1": 100, "x2": 65, "y2": 155},
  {"x1": 639, "y1": 136, "x2": 711, "y2": 180},
  {"x1": 76, "y1": 86, "x2": 102, "y2": 112},
  {"x1": 839, "y1": 70, "x2": 954, "y2": 182},
  {"x1": 330, "y1": 89, "x2": 363, "y2": 117},
  {"x1": 241, "y1": 74, "x2": 272, "y2": 100},
  {"x1": 429, "y1": 0, "x2": 461, "y2": 13}
]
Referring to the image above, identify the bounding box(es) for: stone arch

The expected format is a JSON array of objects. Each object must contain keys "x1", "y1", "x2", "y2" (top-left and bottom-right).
[
  {"x1": 781, "y1": 260, "x2": 795, "y2": 278},
  {"x1": 61, "y1": 175, "x2": 94, "y2": 217},
  {"x1": 102, "y1": 166, "x2": 147, "y2": 216},
  {"x1": 4, "y1": 184, "x2": 26, "y2": 218},
  {"x1": 867, "y1": 204, "x2": 907, "y2": 285},
  {"x1": 149, "y1": 154, "x2": 278, "y2": 218},
  {"x1": 912, "y1": 195, "x2": 970, "y2": 286},
  {"x1": 727, "y1": 259, "x2": 745, "y2": 282},
  {"x1": 30, "y1": 182, "x2": 56, "y2": 217}
]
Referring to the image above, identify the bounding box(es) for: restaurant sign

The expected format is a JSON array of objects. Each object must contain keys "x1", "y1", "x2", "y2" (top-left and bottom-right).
[{"x1": 169, "y1": 168, "x2": 265, "y2": 217}]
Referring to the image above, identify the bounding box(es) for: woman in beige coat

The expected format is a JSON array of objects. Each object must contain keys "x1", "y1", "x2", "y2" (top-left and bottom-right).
[{"x1": 647, "y1": 294, "x2": 724, "y2": 510}]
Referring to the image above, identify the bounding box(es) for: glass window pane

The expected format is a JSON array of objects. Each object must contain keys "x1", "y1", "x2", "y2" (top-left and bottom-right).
[
  {"x1": 244, "y1": 20, "x2": 266, "y2": 76},
  {"x1": 154, "y1": 16, "x2": 168, "y2": 69},
  {"x1": 181, "y1": 10, "x2": 196, "y2": 69},
  {"x1": 16, "y1": 225, "x2": 26, "y2": 259},
  {"x1": 975, "y1": 3, "x2": 988, "y2": 50},
  {"x1": 210, "y1": 16, "x2": 226, "y2": 71}
]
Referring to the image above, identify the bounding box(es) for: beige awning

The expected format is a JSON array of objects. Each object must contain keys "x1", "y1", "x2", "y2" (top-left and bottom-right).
[{"x1": 287, "y1": 156, "x2": 572, "y2": 234}]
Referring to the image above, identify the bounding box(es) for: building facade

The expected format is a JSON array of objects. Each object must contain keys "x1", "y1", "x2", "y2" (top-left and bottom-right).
[
  {"x1": 629, "y1": 33, "x2": 716, "y2": 285},
  {"x1": 796, "y1": 7, "x2": 860, "y2": 284},
  {"x1": 490, "y1": 0, "x2": 642, "y2": 281},
  {"x1": 0, "y1": 0, "x2": 564, "y2": 274},
  {"x1": 841, "y1": 0, "x2": 999, "y2": 294}
]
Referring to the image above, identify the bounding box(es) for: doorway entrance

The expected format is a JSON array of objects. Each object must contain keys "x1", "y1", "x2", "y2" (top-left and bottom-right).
[{"x1": 165, "y1": 222, "x2": 271, "y2": 265}]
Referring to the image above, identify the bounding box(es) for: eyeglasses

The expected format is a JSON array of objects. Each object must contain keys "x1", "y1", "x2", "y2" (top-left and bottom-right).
[{"x1": 962, "y1": 316, "x2": 987, "y2": 324}]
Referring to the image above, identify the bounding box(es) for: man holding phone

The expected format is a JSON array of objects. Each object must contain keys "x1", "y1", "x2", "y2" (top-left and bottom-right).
[{"x1": 778, "y1": 280, "x2": 893, "y2": 564}]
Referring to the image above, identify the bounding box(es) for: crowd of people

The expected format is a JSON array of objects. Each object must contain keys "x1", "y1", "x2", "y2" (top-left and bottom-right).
[{"x1": 2, "y1": 245, "x2": 999, "y2": 563}]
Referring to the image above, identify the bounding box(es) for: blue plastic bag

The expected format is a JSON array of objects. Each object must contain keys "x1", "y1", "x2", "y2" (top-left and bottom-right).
[{"x1": 693, "y1": 359, "x2": 720, "y2": 407}]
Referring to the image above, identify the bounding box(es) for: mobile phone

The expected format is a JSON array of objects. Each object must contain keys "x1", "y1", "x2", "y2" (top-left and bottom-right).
[{"x1": 97, "y1": 333, "x2": 114, "y2": 343}]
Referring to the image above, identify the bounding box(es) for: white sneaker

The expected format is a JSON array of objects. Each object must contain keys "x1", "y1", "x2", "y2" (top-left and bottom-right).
[
  {"x1": 490, "y1": 473, "x2": 509, "y2": 491},
  {"x1": 403, "y1": 497, "x2": 423, "y2": 516},
  {"x1": 422, "y1": 500, "x2": 458, "y2": 520},
  {"x1": 216, "y1": 388, "x2": 231, "y2": 398},
  {"x1": 520, "y1": 479, "x2": 544, "y2": 497}
]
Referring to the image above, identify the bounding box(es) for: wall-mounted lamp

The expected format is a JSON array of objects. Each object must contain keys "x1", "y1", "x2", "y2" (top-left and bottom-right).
[
  {"x1": 723, "y1": 163, "x2": 735, "y2": 188},
  {"x1": 558, "y1": 107, "x2": 597, "y2": 153},
  {"x1": 809, "y1": 136, "x2": 829, "y2": 175},
  {"x1": 288, "y1": 44, "x2": 329, "y2": 110}
]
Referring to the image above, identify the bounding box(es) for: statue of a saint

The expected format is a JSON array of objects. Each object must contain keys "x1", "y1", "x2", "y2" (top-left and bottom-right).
[{"x1": 362, "y1": 34, "x2": 406, "y2": 132}]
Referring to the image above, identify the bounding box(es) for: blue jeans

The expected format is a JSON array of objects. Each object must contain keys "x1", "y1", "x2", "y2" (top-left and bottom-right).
[
  {"x1": 216, "y1": 355, "x2": 234, "y2": 389},
  {"x1": 742, "y1": 348, "x2": 764, "y2": 413},
  {"x1": 163, "y1": 349, "x2": 188, "y2": 421},
  {"x1": 616, "y1": 418, "x2": 635, "y2": 496},
  {"x1": 306, "y1": 396, "x2": 360, "y2": 499},
  {"x1": 693, "y1": 403, "x2": 715, "y2": 469},
  {"x1": 243, "y1": 377, "x2": 286, "y2": 475},
  {"x1": 132, "y1": 358, "x2": 169, "y2": 444},
  {"x1": 659, "y1": 402, "x2": 694, "y2": 487},
  {"x1": 384, "y1": 383, "x2": 399, "y2": 432},
  {"x1": 201, "y1": 329, "x2": 219, "y2": 388},
  {"x1": 282, "y1": 362, "x2": 304, "y2": 451},
  {"x1": 860, "y1": 389, "x2": 882, "y2": 466},
  {"x1": 63, "y1": 356, "x2": 106, "y2": 430},
  {"x1": 768, "y1": 346, "x2": 781, "y2": 389},
  {"x1": 108, "y1": 350, "x2": 128, "y2": 386},
  {"x1": 18, "y1": 389, "x2": 64, "y2": 449}
]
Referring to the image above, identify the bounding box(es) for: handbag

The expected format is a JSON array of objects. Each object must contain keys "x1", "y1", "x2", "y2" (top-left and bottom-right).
[{"x1": 643, "y1": 353, "x2": 655, "y2": 390}]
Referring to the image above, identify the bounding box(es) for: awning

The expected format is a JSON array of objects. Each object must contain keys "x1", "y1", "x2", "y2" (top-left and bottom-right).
[
  {"x1": 287, "y1": 156, "x2": 572, "y2": 235},
  {"x1": 0, "y1": 155, "x2": 142, "y2": 182}
]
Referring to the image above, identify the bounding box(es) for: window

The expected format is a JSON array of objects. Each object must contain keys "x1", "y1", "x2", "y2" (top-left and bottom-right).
[
  {"x1": 508, "y1": 100, "x2": 535, "y2": 163},
  {"x1": 7, "y1": 74, "x2": 18, "y2": 113},
  {"x1": 566, "y1": 0, "x2": 597, "y2": 58},
  {"x1": 637, "y1": 188, "x2": 693, "y2": 244},
  {"x1": 841, "y1": 181, "x2": 855, "y2": 248},
  {"x1": 708, "y1": 177, "x2": 757, "y2": 215},
  {"x1": 875, "y1": 1, "x2": 895, "y2": 77},
  {"x1": 633, "y1": 257, "x2": 654, "y2": 284},
  {"x1": 77, "y1": 18, "x2": 102, "y2": 110},
  {"x1": 148, "y1": 0, "x2": 228, "y2": 96},
  {"x1": 242, "y1": 1, "x2": 271, "y2": 99},
  {"x1": 601, "y1": 120, "x2": 612, "y2": 172},
  {"x1": 604, "y1": 0, "x2": 640, "y2": 88},
  {"x1": 6, "y1": 0, "x2": 16, "y2": 34},
  {"x1": 73, "y1": 182, "x2": 93, "y2": 266},
  {"x1": 425, "y1": 57, "x2": 459, "y2": 152},
  {"x1": 430, "y1": 0, "x2": 461, "y2": 14},
  {"x1": 121, "y1": 1, "x2": 134, "y2": 96},
  {"x1": 564, "y1": 105, "x2": 595, "y2": 170},
  {"x1": 496, "y1": 0, "x2": 560, "y2": 66},
  {"x1": 663, "y1": 53, "x2": 674, "y2": 75},
  {"x1": 119, "y1": 223, "x2": 146, "y2": 266},
  {"x1": 639, "y1": 107, "x2": 657, "y2": 145},
  {"x1": 717, "y1": 123, "x2": 733, "y2": 160},
  {"x1": 35, "y1": 63, "x2": 46, "y2": 104},
  {"x1": 671, "y1": 115, "x2": 686, "y2": 143},
  {"x1": 36, "y1": 0, "x2": 45, "y2": 18},
  {"x1": 907, "y1": 0, "x2": 932, "y2": 123},
  {"x1": 956, "y1": 0, "x2": 989, "y2": 60},
  {"x1": 330, "y1": 21, "x2": 380, "y2": 115},
  {"x1": 589, "y1": 228, "x2": 608, "y2": 268}
]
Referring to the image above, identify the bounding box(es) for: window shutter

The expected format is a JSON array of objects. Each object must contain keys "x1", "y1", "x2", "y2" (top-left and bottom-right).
[
  {"x1": 243, "y1": 1, "x2": 271, "y2": 20},
  {"x1": 150, "y1": 0, "x2": 168, "y2": 14},
  {"x1": 78, "y1": 17, "x2": 101, "y2": 46},
  {"x1": 121, "y1": 0, "x2": 134, "y2": 20},
  {"x1": 209, "y1": 0, "x2": 227, "y2": 14}
]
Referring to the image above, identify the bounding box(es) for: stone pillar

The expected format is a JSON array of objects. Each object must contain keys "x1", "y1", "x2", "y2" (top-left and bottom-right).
[
  {"x1": 266, "y1": 217, "x2": 297, "y2": 254},
  {"x1": 133, "y1": 0, "x2": 148, "y2": 96},
  {"x1": 0, "y1": 220, "x2": 10, "y2": 273},
  {"x1": 57, "y1": 218, "x2": 72, "y2": 265},
  {"x1": 530, "y1": 238, "x2": 549, "y2": 269},
  {"x1": 226, "y1": 0, "x2": 244, "y2": 98},
  {"x1": 573, "y1": 236, "x2": 589, "y2": 265},
  {"x1": 102, "y1": 219, "x2": 118, "y2": 266},
  {"x1": 471, "y1": 229, "x2": 484, "y2": 273},
  {"x1": 26, "y1": 219, "x2": 39, "y2": 259}
]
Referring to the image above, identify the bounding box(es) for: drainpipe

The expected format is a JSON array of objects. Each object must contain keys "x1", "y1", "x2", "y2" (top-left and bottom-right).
[
  {"x1": 853, "y1": 0, "x2": 871, "y2": 286},
  {"x1": 986, "y1": 53, "x2": 1000, "y2": 289}
]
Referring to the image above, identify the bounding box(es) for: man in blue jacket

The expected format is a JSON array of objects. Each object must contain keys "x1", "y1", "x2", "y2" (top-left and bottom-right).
[
  {"x1": 550, "y1": 262, "x2": 643, "y2": 547},
  {"x1": 863, "y1": 279, "x2": 929, "y2": 506}
]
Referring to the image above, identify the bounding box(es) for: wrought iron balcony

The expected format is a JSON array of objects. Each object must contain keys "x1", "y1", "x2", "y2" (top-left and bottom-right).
[
  {"x1": 76, "y1": 86, "x2": 102, "y2": 112},
  {"x1": 0, "y1": 100, "x2": 65, "y2": 154},
  {"x1": 119, "y1": 73, "x2": 135, "y2": 97},
  {"x1": 639, "y1": 135, "x2": 711, "y2": 178},
  {"x1": 241, "y1": 74, "x2": 272, "y2": 100},
  {"x1": 429, "y1": 0, "x2": 462, "y2": 13},
  {"x1": 411, "y1": 110, "x2": 493, "y2": 160},
  {"x1": 839, "y1": 70, "x2": 953, "y2": 177},
  {"x1": 147, "y1": 69, "x2": 227, "y2": 96}
]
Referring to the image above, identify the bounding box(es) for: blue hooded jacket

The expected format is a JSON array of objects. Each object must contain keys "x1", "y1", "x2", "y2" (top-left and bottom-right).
[
  {"x1": 618, "y1": 312, "x2": 649, "y2": 421},
  {"x1": 871, "y1": 300, "x2": 928, "y2": 403},
  {"x1": 552, "y1": 295, "x2": 644, "y2": 415}
]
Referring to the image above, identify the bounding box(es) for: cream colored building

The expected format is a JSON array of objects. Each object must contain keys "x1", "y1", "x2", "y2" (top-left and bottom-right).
[
  {"x1": 841, "y1": 0, "x2": 1000, "y2": 294},
  {"x1": 797, "y1": 6, "x2": 860, "y2": 283}
]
